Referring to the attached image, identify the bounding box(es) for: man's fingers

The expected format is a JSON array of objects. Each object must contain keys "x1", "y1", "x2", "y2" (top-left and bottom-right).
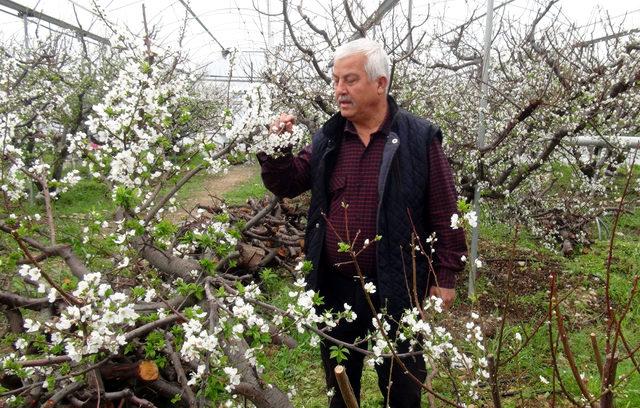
[
  {"x1": 279, "y1": 113, "x2": 296, "y2": 124},
  {"x1": 429, "y1": 286, "x2": 456, "y2": 310},
  {"x1": 270, "y1": 113, "x2": 296, "y2": 134}
]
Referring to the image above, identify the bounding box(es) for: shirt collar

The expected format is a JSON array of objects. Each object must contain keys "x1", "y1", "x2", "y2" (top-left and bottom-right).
[{"x1": 344, "y1": 105, "x2": 393, "y2": 137}]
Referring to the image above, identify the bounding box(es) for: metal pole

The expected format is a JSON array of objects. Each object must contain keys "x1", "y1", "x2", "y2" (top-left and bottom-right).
[
  {"x1": 408, "y1": 0, "x2": 413, "y2": 50},
  {"x1": 565, "y1": 135, "x2": 640, "y2": 148},
  {"x1": 23, "y1": 12, "x2": 35, "y2": 204},
  {"x1": 267, "y1": 0, "x2": 271, "y2": 47},
  {"x1": 23, "y1": 12, "x2": 28, "y2": 49},
  {"x1": 0, "y1": 0, "x2": 110, "y2": 45},
  {"x1": 469, "y1": 0, "x2": 495, "y2": 298},
  {"x1": 282, "y1": 1, "x2": 286, "y2": 44}
]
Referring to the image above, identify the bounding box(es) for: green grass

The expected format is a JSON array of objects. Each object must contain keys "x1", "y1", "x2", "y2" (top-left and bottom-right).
[
  {"x1": 54, "y1": 178, "x2": 114, "y2": 216},
  {"x1": 222, "y1": 170, "x2": 267, "y2": 205},
  {"x1": 493, "y1": 204, "x2": 640, "y2": 407}
]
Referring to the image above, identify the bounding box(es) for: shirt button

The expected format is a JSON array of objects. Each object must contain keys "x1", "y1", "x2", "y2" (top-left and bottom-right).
[
  {"x1": 315, "y1": 223, "x2": 320, "y2": 228},
  {"x1": 391, "y1": 138, "x2": 398, "y2": 144}
]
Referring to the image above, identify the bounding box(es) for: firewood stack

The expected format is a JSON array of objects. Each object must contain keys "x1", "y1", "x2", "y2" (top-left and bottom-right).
[{"x1": 192, "y1": 194, "x2": 309, "y2": 275}]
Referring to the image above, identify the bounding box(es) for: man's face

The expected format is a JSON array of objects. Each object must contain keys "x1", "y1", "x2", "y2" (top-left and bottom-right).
[{"x1": 332, "y1": 53, "x2": 385, "y2": 123}]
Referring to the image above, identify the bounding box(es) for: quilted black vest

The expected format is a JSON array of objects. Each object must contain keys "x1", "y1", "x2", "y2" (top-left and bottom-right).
[{"x1": 304, "y1": 97, "x2": 443, "y2": 316}]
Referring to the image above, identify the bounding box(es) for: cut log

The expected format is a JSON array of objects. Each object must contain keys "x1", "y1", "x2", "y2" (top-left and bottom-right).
[
  {"x1": 138, "y1": 360, "x2": 160, "y2": 381},
  {"x1": 250, "y1": 225, "x2": 268, "y2": 235},
  {"x1": 99, "y1": 360, "x2": 159, "y2": 382},
  {"x1": 238, "y1": 243, "x2": 266, "y2": 269}
]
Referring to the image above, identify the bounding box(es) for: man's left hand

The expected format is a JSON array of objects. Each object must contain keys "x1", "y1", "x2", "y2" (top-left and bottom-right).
[{"x1": 429, "y1": 286, "x2": 456, "y2": 310}]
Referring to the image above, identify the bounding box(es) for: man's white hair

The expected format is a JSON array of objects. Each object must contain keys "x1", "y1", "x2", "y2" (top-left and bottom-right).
[{"x1": 333, "y1": 38, "x2": 391, "y2": 93}]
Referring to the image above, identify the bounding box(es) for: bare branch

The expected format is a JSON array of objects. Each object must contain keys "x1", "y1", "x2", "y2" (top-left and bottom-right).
[
  {"x1": 282, "y1": 0, "x2": 331, "y2": 84},
  {"x1": 343, "y1": 0, "x2": 365, "y2": 39},
  {"x1": 164, "y1": 333, "x2": 197, "y2": 407},
  {"x1": 347, "y1": 0, "x2": 401, "y2": 41},
  {"x1": 297, "y1": 4, "x2": 333, "y2": 49},
  {"x1": 0, "y1": 290, "x2": 50, "y2": 310},
  {"x1": 42, "y1": 381, "x2": 85, "y2": 407}
]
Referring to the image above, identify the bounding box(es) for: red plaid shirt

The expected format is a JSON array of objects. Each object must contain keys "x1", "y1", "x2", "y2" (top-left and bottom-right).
[{"x1": 324, "y1": 119, "x2": 388, "y2": 277}]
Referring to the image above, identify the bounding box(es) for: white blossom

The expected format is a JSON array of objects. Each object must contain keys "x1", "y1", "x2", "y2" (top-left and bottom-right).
[
  {"x1": 363, "y1": 282, "x2": 377, "y2": 294},
  {"x1": 450, "y1": 213, "x2": 460, "y2": 229},
  {"x1": 464, "y1": 211, "x2": 478, "y2": 228},
  {"x1": 223, "y1": 366, "x2": 241, "y2": 392}
]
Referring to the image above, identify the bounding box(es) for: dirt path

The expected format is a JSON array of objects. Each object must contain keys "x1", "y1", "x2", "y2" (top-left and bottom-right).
[{"x1": 174, "y1": 163, "x2": 259, "y2": 219}]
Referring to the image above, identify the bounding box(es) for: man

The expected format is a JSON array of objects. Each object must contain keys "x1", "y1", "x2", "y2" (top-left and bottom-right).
[{"x1": 258, "y1": 38, "x2": 466, "y2": 407}]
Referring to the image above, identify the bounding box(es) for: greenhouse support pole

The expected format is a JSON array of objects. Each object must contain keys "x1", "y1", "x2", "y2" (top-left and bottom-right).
[
  {"x1": 469, "y1": 0, "x2": 495, "y2": 298},
  {"x1": 23, "y1": 12, "x2": 35, "y2": 204},
  {"x1": 267, "y1": 0, "x2": 271, "y2": 46},
  {"x1": 23, "y1": 13, "x2": 28, "y2": 49}
]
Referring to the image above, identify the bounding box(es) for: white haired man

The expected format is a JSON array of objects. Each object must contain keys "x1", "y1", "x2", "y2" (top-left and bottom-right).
[{"x1": 258, "y1": 38, "x2": 466, "y2": 407}]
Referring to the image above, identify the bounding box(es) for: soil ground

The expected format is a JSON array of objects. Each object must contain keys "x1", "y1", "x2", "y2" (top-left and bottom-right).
[{"x1": 174, "y1": 163, "x2": 260, "y2": 219}]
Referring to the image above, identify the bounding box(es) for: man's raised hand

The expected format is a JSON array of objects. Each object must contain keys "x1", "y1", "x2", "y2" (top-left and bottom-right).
[{"x1": 270, "y1": 113, "x2": 296, "y2": 134}]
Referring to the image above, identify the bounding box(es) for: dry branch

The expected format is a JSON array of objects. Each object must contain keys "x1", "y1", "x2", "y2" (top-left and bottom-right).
[
  {"x1": 164, "y1": 333, "x2": 197, "y2": 407},
  {"x1": 41, "y1": 381, "x2": 85, "y2": 407},
  {"x1": 0, "y1": 290, "x2": 50, "y2": 310},
  {"x1": 334, "y1": 365, "x2": 359, "y2": 408}
]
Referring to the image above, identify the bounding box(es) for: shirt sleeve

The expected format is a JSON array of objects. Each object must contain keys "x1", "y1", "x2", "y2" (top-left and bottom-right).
[
  {"x1": 256, "y1": 144, "x2": 313, "y2": 198},
  {"x1": 426, "y1": 136, "x2": 468, "y2": 289}
]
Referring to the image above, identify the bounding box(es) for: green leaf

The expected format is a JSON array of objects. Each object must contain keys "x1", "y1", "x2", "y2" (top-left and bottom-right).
[
  {"x1": 329, "y1": 345, "x2": 350, "y2": 363},
  {"x1": 260, "y1": 268, "x2": 277, "y2": 285},
  {"x1": 113, "y1": 186, "x2": 139, "y2": 210},
  {"x1": 337, "y1": 242, "x2": 351, "y2": 253},
  {"x1": 154, "y1": 220, "x2": 178, "y2": 238},
  {"x1": 300, "y1": 260, "x2": 313, "y2": 273},
  {"x1": 155, "y1": 355, "x2": 167, "y2": 368},
  {"x1": 200, "y1": 258, "x2": 215, "y2": 274},
  {"x1": 140, "y1": 61, "x2": 152, "y2": 74},
  {"x1": 60, "y1": 363, "x2": 71, "y2": 375},
  {"x1": 144, "y1": 331, "x2": 166, "y2": 359},
  {"x1": 45, "y1": 376, "x2": 55, "y2": 391},
  {"x1": 312, "y1": 292, "x2": 324, "y2": 306},
  {"x1": 131, "y1": 286, "x2": 146, "y2": 299},
  {"x1": 457, "y1": 198, "x2": 471, "y2": 213}
]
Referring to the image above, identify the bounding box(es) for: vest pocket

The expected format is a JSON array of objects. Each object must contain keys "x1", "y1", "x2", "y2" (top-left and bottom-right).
[
  {"x1": 328, "y1": 175, "x2": 347, "y2": 207},
  {"x1": 329, "y1": 174, "x2": 346, "y2": 194}
]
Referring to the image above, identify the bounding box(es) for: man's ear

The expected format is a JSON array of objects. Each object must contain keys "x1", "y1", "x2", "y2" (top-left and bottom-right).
[{"x1": 377, "y1": 76, "x2": 388, "y2": 95}]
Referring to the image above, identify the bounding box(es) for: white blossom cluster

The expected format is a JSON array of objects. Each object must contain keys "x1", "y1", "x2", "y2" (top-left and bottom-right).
[
  {"x1": 0, "y1": 45, "x2": 77, "y2": 203},
  {"x1": 283, "y1": 278, "x2": 347, "y2": 333},
  {"x1": 6, "y1": 271, "x2": 139, "y2": 375},
  {"x1": 172, "y1": 216, "x2": 239, "y2": 260},
  {"x1": 391, "y1": 300, "x2": 489, "y2": 401},
  {"x1": 450, "y1": 211, "x2": 478, "y2": 230},
  {"x1": 169, "y1": 276, "x2": 356, "y2": 395},
  {"x1": 180, "y1": 305, "x2": 221, "y2": 362},
  {"x1": 368, "y1": 314, "x2": 392, "y2": 367},
  {"x1": 221, "y1": 84, "x2": 309, "y2": 157},
  {"x1": 78, "y1": 43, "x2": 191, "y2": 190}
]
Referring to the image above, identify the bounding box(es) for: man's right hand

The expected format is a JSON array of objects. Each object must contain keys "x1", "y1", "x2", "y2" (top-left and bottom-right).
[{"x1": 270, "y1": 113, "x2": 296, "y2": 134}]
